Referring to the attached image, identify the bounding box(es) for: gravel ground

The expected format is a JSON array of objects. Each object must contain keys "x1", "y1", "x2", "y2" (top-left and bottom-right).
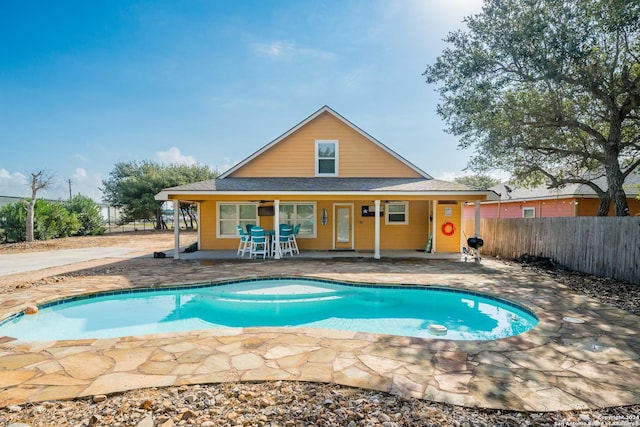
[{"x1": 1, "y1": 233, "x2": 639, "y2": 426}]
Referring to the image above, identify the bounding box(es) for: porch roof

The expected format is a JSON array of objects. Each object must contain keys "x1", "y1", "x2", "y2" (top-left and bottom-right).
[{"x1": 156, "y1": 177, "x2": 499, "y2": 200}]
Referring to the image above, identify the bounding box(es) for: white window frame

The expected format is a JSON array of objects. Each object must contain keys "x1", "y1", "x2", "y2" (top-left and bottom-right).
[
  {"x1": 522, "y1": 207, "x2": 536, "y2": 218},
  {"x1": 278, "y1": 202, "x2": 317, "y2": 238},
  {"x1": 217, "y1": 202, "x2": 258, "y2": 238},
  {"x1": 315, "y1": 139, "x2": 339, "y2": 176},
  {"x1": 385, "y1": 201, "x2": 409, "y2": 225}
]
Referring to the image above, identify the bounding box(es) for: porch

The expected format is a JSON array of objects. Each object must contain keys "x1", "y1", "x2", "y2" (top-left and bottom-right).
[{"x1": 167, "y1": 248, "x2": 468, "y2": 261}]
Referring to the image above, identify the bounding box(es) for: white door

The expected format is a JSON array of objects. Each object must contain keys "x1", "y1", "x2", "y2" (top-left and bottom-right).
[{"x1": 334, "y1": 204, "x2": 353, "y2": 250}]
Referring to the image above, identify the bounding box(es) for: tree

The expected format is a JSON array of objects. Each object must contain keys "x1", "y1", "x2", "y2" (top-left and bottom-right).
[
  {"x1": 101, "y1": 161, "x2": 217, "y2": 228},
  {"x1": 0, "y1": 202, "x2": 27, "y2": 243},
  {"x1": 65, "y1": 195, "x2": 105, "y2": 236},
  {"x1": 0, "y1": 200, "x2": 82, "y2": 243},
  {"x1": 454, "y1": 174, "x2": 501, "y2": 190},
  {"x1": 424, "y1": 0, "x2": 640, "y2": 216},
  {"x1": 34, "y1": 200, "x2": 81, "y2": 240},
  {"x1": 21, "y1": 170, "x2": 54, "y2": 241}
]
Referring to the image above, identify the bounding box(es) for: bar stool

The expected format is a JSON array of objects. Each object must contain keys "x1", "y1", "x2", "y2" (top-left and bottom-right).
[
  {"x1": 236, "y1": 225, "x2": 251, "y2": 257},
  {"x1": 249, "y1": 226, "x2": 268, "y2": 259}
]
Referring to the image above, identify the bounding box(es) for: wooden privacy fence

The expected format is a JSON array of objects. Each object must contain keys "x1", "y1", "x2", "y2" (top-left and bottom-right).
[{"x1": 473, "y1": 217, "x2": 640, "y2": 285}]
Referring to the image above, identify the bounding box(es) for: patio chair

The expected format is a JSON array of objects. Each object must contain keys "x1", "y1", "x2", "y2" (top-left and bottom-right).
[
  {"x1": 236, "y1": 225, "x2": 251, "y2": 257},
  {"x1": 275, "y1": 226, "x2": 294, "y2": 257},
  {"x1": 279, "y1": 223, "x2": 290, "y2": 232},
  {"x1": 288, "y1": 224, "x2": 300, "y2": 254},
  {"x1": 249, "y1": 226, "x2": 268, "y2": 259}
]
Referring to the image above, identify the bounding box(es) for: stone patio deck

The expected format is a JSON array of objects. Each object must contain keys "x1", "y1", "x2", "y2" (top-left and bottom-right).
[{"x1": 1, "y1": 254, "x2": 639, "y2": 412}]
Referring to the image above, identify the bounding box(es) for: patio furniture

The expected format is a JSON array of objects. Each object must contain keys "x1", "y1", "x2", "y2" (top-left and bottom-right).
[
  {"x1": 289, "y1": 224, "x2": 300, "y2": 254},
  {"x1": 275, "y1": 226, "x2": 294, "y2": 257},
  {"x1": 236, "y1": 225, "x2": 251, "y2": 257},
  {"x1": 249, "y1": 226, "x2": 268, "y2": 259}
]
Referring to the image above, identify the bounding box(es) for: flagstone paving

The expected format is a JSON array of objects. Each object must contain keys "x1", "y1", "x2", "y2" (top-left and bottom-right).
[{"x1": 1, "y1": 256, "x2": 639, "y2": 411}]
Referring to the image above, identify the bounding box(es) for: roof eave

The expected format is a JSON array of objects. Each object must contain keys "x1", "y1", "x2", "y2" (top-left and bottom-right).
[{"x1": 156, "y1": 189, "x2": 497, "y2": 201}]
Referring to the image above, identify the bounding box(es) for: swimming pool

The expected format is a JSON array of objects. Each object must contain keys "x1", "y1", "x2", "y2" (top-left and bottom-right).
[{"x1": 0, "y1": 277, "x2": 538, "y2": 341}]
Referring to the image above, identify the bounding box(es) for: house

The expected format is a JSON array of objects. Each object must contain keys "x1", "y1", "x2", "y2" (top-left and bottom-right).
[
  {"x1": 155, "y1": 106, "x2": 498, "y2": 258},
  {"x1": 463, "y1": 178, "x2": 640, "y2": 219}
]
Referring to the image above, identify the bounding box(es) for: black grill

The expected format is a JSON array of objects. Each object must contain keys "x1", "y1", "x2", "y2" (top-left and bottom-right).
[{"x1": 467, "y1": 237, "x2": 484, "y2": 249}]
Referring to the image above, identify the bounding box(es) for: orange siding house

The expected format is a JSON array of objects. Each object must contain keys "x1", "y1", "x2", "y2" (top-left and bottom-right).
[{"x1": 156, "y1": 106, "x2": 498, "y2": 258}]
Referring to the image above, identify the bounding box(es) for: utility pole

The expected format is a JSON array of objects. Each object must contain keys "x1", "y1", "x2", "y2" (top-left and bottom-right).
[{"x1": 68, "y1": 179, "x2": 72, "y2": 200}]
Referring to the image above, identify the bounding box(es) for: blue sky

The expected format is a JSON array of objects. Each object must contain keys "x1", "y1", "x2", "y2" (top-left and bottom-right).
[{"x1": 1, "y1": 0, "x2": 485, "y2": 201}]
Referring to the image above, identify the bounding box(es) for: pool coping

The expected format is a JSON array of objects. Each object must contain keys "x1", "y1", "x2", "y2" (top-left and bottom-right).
[{"x1": 1, "y1": 257, "x2": 640, "y2": 412}]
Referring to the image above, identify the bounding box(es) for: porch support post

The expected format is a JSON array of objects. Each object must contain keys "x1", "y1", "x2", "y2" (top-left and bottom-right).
[
  {"x1": 432, "y1": 201, "x2": 437, "y2": 253},
  {"x1": 196, "y1": 202, "x2": 201, "y2": 250},
  {"x1": 274, "y1": 199, "x2": 281, "y2": 259},
  {"x1": 474, "y1": 200, "x2": 481, "y2": 237},
  {"x1": 374, "y1": 199, "x2": 381, "y2": 260},
  {"x1": 173, "y1": 200, "x2": 180, "y2": 260}
]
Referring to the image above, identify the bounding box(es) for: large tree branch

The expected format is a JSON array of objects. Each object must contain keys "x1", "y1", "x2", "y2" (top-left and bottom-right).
[
  {"x1": 519, "y1": 143, "x2": 600, "y2": 160},
  {"x1": 621, "y1": 157, "x2": 640, "y2": 180},
  {"x1": 530, "y1": 117, "x2": 608, "y2": 146},
  {"x1": 523, "y1": 166, "x2": 607, "y2": 196}
]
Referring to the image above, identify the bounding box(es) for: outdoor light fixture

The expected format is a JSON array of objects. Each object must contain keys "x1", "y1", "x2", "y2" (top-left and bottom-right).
[{"x1": 321, "y1": 208, "x2": 328, "y2": 225}]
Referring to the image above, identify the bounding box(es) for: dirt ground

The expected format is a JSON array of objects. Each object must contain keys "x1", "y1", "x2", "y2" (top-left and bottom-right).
[
  {"x1": 0, "y1": 230, "x2": 198, "y2": 289},
  {"x1": 0, "y1": 230, "x2": 197, "y2": 254}
]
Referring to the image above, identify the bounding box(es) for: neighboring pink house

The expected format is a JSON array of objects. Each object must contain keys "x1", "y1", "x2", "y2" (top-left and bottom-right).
[{"x1": 464, "y1": 177, "x2": 640, "y2": 219}]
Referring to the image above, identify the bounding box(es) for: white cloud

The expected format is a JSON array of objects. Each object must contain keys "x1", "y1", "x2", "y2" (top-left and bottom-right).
[
  {"x1": 0, "y1": 168, "x2": 28, "y2": 197},
  {"x1": 74, "y1": 168, "x2": 87, "y2": 178},
  {"x1": 216, "y1": 157, "x2": 238, "y2": 173},
  {"x1": 0, "y1": 168, "x2": 104, "y2": 201},
  {"x1": 250, "y1": 40, "x2": 336, "y2": 61},
  {"x1": 155, "y1": 147, "x2": 197, "y2": 165},
  {"x1": 437, "y1": 171, "x2": 461, "y2": 182},
  {"x1": 69, "y1": 168, "x2": 103, "y2": 202},
  {"x1": 251, "y1": 41, "x2": 292, "y2": 58}
]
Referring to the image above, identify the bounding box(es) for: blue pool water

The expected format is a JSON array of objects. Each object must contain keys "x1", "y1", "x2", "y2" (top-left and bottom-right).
[{"x1": 0, "y1": 278, "x2": 538, "y2": 341}]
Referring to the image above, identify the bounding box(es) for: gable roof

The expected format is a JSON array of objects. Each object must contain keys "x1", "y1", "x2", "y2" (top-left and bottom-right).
[{"x1": 219, "y1": 105, "x2": 432, "y2": 179}]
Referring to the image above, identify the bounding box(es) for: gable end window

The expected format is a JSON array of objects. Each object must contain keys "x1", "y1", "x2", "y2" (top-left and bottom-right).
[
  {"x1": 522, "y1": 207, "x2": 535, "y2": 218},
  {"x1": 315, "y1": 140, "x2": 338, "y2": 176},
  {"x1": 385, "y1": 202, "x2": 409, "y2": 225}
]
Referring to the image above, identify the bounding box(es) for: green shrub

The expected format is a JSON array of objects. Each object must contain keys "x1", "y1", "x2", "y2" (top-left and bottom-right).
[
  {"x1": 0, "y1": 202, "x2": 27, "y2": 243},
  {"x1": 34, "y1": 200, "x2": 81, "y2": 240},
  {"x1": 0, "y1": 196, "x2": 105, "y2": 243},
  {"x1": 65, "y1": 195, "x2": 105, "y2": 236}
]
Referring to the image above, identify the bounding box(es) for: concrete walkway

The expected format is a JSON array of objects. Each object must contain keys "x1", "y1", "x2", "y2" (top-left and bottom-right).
[
  {"x1": 0, "y1": 247, "x2": 140, "y2": 276},
  {"x1": 0, "y1": 254, "x2": 639, "y2": 411}
]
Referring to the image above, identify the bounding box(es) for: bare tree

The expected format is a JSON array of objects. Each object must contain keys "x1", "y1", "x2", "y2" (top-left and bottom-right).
[{"x1": 21, "y1": 170, "x2": 54, "y2": 242}]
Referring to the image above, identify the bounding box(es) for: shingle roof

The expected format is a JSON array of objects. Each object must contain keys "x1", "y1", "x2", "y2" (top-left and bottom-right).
[
  {"x1": 490, "y1": 173, "x2": 640, "y2": 201},
  {"x1": 164, "y1": 177, "x2": 473, "y2": 193}
]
